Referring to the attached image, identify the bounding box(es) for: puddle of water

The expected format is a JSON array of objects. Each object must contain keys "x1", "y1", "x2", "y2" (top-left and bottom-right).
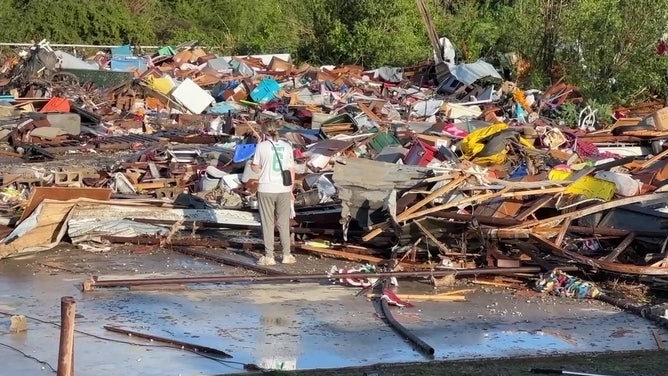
[{"x1": 436, "y1": 329, "x2": 573, "y2": 359}]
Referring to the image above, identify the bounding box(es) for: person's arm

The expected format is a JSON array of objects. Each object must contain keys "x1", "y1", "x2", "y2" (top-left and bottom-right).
[{"x1": 251, "y1": 143, "x2": 262, "y2": 173}]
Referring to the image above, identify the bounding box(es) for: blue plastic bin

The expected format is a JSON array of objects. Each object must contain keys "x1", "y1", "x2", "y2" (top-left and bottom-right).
[
  {"x1": 111, "y1": 45, "x2": 133, "y2": 57},
  {"x1": 232, "y1": 144, "x2": 257, "y2": 163},
  {"x1": 110, "y1": 57, "x2": 147, "y2": 72},
  {"x1": 250, "y1": 78, "x2": 280, "y2": 103}
]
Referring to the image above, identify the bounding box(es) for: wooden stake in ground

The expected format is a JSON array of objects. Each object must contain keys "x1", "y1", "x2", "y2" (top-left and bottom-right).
[{"x1": 57, "y1": 296, "x2": 76, "y2": 376}]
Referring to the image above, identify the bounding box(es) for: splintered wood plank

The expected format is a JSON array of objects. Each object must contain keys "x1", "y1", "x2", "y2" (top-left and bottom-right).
[
  {"x1": 414, "y1": 220, "x2": 452, "y2": 256},
  {"x1": 400, "y1": 186, "x2": 566, "y2": 223},
  {"x1": 554, "y1": 216, "x2": 573, "y2": 247},
  {"x1": 515, "y1": 193, "x2": 668, "y2": 229},
  {"x1": 632, "y1": 147, "x2": 668, "y2": 173},
  {"x1": 603, "y1": 232, "x2": 636, "y2": 262},
  {"x1": 516, "y1": 195, "x2": 554, "y2": 221},
  {"x1": 297, "y1": 243, "x2": 385, "y2": 264},
  {"x1": 357, "y1": 102, "x2": 383, "y2": 123}
]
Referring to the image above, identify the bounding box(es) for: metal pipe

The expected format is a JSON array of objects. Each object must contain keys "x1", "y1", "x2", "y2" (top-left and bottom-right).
[
  {"x1": 172, "y1": 247, "x2": 286, "y2": 276},
  {"x1": 378, "y1": 280, "x2": 435, "y2": 357},
  {"x1": 57, "y1": 297, "x2": 75, "y2": 376},
  {"x1": 83, "y1": 266, "x2": 579, "y2": 291},
  {"x1": 104, "y1": 326, "x2": 232, "y2": 358}
]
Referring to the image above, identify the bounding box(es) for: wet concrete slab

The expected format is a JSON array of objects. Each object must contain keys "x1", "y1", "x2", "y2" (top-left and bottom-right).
[{"x1": 0, "y1": 249, "x2": 666, "y2": 375}]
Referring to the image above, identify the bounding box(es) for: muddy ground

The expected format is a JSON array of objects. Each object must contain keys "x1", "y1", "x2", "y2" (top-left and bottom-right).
[{"x1": 1, "y1": 244, "x2": 667, "y2": 375}]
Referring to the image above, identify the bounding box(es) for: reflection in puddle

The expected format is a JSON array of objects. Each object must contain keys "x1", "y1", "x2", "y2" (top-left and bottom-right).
[{"x1": 440, "y1": 329, "x2": 575, "y2": 358}]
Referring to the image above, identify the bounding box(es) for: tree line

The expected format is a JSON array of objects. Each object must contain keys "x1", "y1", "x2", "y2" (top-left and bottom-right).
[{"x1": 1, "y1": 0, "x2": 667, "y2": 105}]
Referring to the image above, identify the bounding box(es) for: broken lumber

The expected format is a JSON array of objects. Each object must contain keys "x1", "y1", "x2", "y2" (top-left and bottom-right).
[
  {"x1": 532, "y1": 233, "x2": 668, "y2": 276},
  {"x1": 363, "y1": 173, "x2": 468, "y2": 241},
  {"x1": 603, "y1": 232, "x2": 636, "y2": 262},
  {"x1": 400, "y1": 186, "x2": 565, "y2": 223},
  {"x1": 296, "y1": 243, "x2": 386, "y2": 264},
  {"x1": 366, "y1": 293, "x2": 467, "y2": 301},
  {"x1": 515, "y1": 193, "x2": 668, "y2": 229}
]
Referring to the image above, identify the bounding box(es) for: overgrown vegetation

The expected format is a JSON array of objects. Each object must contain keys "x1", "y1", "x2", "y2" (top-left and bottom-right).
[{"x1": 4, "y1": 0, "x2": 668, "y2": 105}]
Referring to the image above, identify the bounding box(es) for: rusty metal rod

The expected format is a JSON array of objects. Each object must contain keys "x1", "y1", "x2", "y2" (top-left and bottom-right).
[
  {"x1": 104, "y1": 326, "x2": 233, "y2": 358},
  {"x1": 379, "y1": 280, "x2": 435, "y2": 357},
  {"x1": 597, "y1": 294, "x2": 668, "y2": 329},
  {"x1": 171, "y1": 247, "x2": 286, "y2": 276},
  {"x1": 57, "y1": 297, "x2": 76, "y2": 376},
  {"x1": 83, "y1": 266, "x2": 579, "y2": 291}
]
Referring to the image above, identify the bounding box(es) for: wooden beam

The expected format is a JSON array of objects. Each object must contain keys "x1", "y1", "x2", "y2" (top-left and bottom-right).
[
  {"x1": 516, "y1": 195, "x2": 554, "y2": 221},
  {"x1": 414, "y1": 219, "x2": 453, "y2": 256},
  {"x1": 366, "y1": 293, "x2": 467, "y2": 302},
  {"x1": 531, "y1": 233, "x2": 668, "y2": 276},
  {"x1": 631, "y1": 147, "x2": 668, "y2": 173},
  {"x1": 357, "y1": 102, "x2": 383, "y2": 123},
  {"x1": 603, "y1": 232, "x2": 636, "y2": 262},
  {"x1": 416, "y1": 0, "x2": 443, "y2": 63},
  {"x1": 554, "y1": 216, "x2": 572, "y2": 247},
  {"x1": 400, "y1": 186, "x2": 565, "y2": 223}
]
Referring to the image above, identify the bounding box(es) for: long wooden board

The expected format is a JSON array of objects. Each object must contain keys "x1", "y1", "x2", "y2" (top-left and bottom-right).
[{"x1": 19, "y1": 187, "x2": 112, "y2": 223}]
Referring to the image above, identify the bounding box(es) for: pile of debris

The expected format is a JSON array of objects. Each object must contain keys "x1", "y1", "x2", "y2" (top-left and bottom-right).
[{"x1": 1, "y1": 39, "x2": 668, "y2": 289}]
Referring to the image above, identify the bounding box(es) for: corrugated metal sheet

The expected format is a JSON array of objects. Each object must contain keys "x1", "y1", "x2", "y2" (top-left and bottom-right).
[{"x1": 333, "y1": 158, "x2": 432, "y2": 230}]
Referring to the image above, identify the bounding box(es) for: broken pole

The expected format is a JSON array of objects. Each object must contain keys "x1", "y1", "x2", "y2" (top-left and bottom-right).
[
  {"x1": 597, "y1": 294, "x2": 668, "y2": 329},
  {"x1": 104, "y1": 326, "x2": 233, "y2": 358},
  {"x1": 57, "y1": 296, "x2": 76, "y2": 376}
]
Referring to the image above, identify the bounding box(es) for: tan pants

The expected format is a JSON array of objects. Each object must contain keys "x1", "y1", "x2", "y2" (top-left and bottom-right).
[{"x1": 257, "y1": 192, "x2": 292, "y2": 258}]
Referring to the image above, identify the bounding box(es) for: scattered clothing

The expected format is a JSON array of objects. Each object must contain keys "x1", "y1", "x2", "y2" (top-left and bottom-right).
[{"x1": 535, "y1": 269, "x2": 601, "y2": 299}]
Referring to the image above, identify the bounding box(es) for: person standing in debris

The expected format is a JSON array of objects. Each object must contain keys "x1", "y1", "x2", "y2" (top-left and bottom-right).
[{"x1": 251, "y1": 120, "x2": 296, "y2": 265}]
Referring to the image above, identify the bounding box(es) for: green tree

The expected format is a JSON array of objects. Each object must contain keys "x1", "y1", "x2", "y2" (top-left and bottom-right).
[
  {"x1": 18, "y1": 0, "x2": 153, "y2": 44},
  {"x1": 432, "y1": 0, "x2": 504, "y2": 62},
  {"x1": 296, "y1": 0, "x2": 431, "y2": 67},
  {"x1": 559, "y1": 0, "x2": 668, "y2": 103}
]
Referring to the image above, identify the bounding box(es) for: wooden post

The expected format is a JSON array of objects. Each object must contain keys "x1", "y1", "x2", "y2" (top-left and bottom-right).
[{"x1": 57, "y1": 296, "x2": 76, "y2": 376}]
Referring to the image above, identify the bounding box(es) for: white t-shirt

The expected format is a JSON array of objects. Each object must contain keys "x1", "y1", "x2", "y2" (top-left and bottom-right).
[{"x1": 252, "y1": 139, "x2": 294, "y2": 193}]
